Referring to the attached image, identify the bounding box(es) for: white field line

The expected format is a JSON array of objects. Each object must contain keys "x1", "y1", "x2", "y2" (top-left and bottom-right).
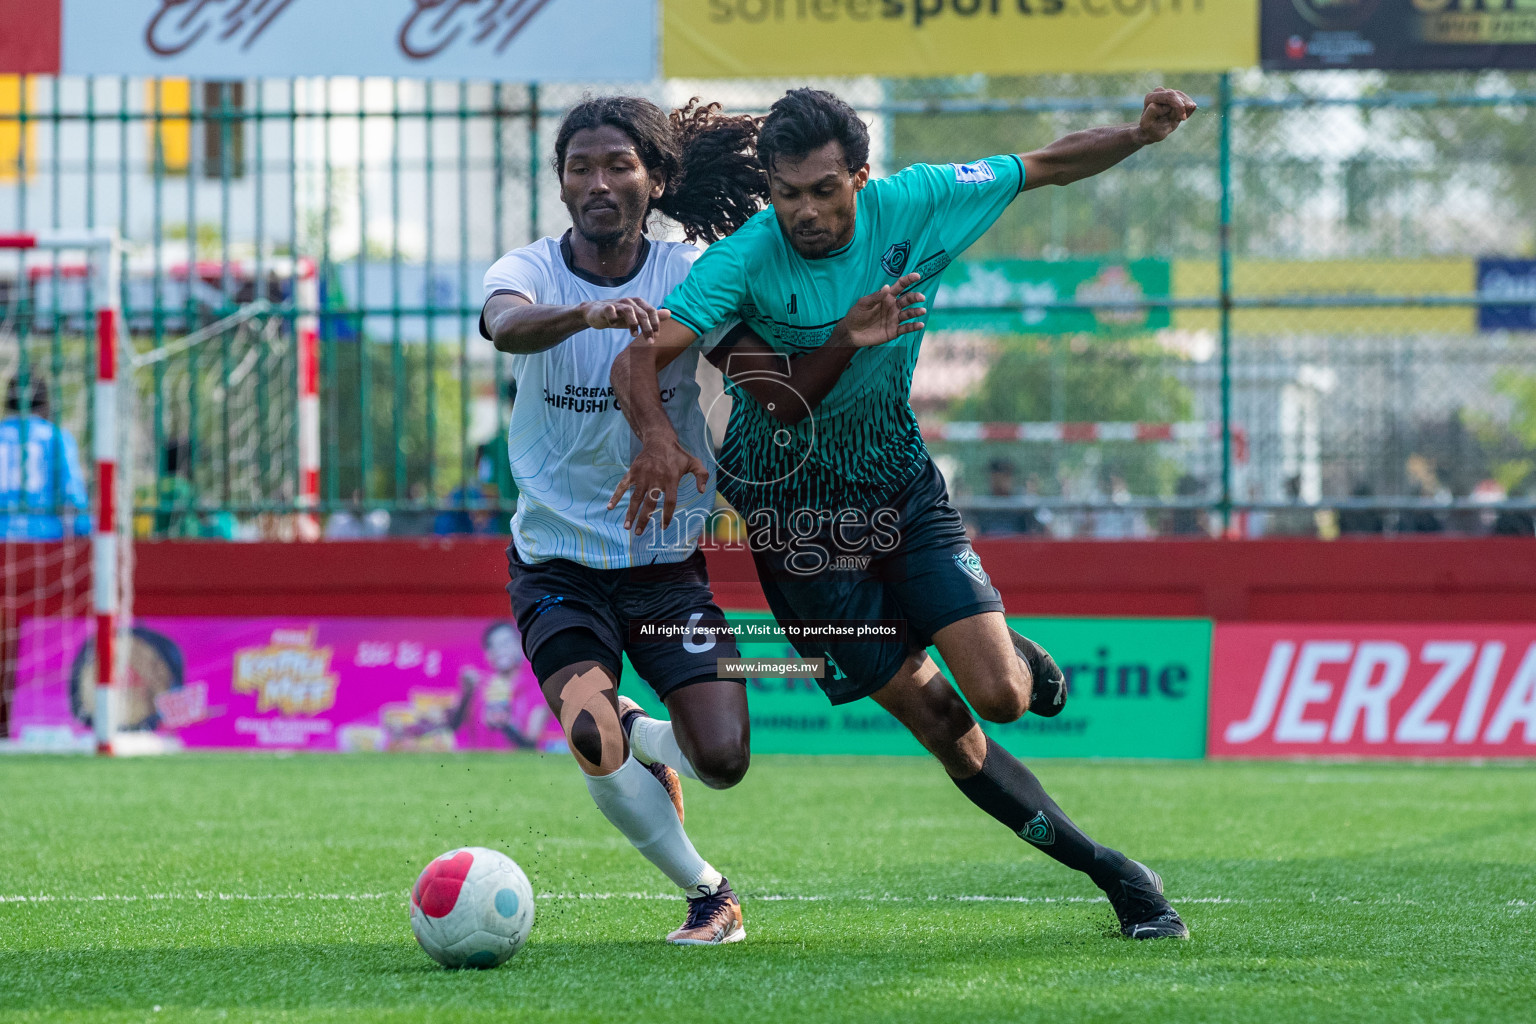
[
  {"x1": 0, "y1": 892, "x2": 399, "y2": 904},
  {"x1": 2, "y1": 892, "x2": 1524, "y2": 907}
]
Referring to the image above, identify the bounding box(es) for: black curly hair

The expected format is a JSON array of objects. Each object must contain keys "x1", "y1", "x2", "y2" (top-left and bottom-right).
[
  {"x1": 4, "y1": 375, "x2": 51, "y2": 419},
  {"x1": 551, "y1": 95, "x2": 766, "y2": 244},
  {"x1": 757, "y1": 88, "x2": 870, "y2": 176}
]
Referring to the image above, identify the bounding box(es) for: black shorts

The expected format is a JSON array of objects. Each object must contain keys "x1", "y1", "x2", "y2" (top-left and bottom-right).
[
  {"x1": 750, "y1": 458, "x2": 1005, "y2": 705},
  {"x1": 506, "y1": 545, "x2": 741, "y2": 700}
]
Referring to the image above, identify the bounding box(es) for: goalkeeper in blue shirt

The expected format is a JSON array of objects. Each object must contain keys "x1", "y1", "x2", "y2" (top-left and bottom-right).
[
  {"x1": 0, "y1": 376, "x2": 91, "y2": 540},
  {"x1": 610, "y1": 87, "x2": 1196, "y2": 940}
]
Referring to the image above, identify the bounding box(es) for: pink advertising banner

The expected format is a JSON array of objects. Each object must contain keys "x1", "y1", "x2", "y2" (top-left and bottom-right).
[
  {"x1": 1210, "y1": 624, "x2": 1536, "y2": 760},
  {"x1": 10, "y1": 616, "x2": 566, "y2": 753}
]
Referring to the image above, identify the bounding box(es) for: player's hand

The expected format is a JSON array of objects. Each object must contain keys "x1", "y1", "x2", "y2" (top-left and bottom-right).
[
  {"x1": 833, "y1": 272, "x2": 927, "y2": 349},
  {"x1": 607, "y1": 438, "x2": 709, "y2": 535},
  {"x1": 583, "y1": 297, "x2": 671, "y2": 339},
  {"x1": 1136, "y1": 87, "x2": 1196, "y2": 145}
]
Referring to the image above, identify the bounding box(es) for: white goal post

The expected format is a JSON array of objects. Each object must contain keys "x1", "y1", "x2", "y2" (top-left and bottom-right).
[{"x1": 0, "y1": 230, "x2": 128, "y2": 753}]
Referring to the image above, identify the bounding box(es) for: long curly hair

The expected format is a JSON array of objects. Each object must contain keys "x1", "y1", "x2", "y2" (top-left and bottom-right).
[{"x1": 551, "y1": 95, "x2": 766, "y2": 244}]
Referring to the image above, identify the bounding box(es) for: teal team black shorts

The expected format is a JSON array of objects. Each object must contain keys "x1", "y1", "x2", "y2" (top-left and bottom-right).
[{"x1": 749, "y1": 458, "x2": 1006, "y2": 705}]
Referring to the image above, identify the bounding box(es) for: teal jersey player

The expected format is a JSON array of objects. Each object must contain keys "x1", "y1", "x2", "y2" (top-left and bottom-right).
[
  {"x1": 612, "y1": 87, "x2": 1197, "y2": 942},
  {"x1": 664, "y1": 153, "x2": 1024, "y2": 517}
]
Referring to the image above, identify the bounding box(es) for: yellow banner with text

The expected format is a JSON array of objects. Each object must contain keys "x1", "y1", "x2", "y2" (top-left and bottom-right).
[{"x1": 664, "y1": 0, "x2": 1258, "y2": 78}]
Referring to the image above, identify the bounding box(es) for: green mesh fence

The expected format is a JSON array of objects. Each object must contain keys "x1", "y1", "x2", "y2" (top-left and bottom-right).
[{"x1": 1, "y1": 72, "x2": 1532, "y2": 540}]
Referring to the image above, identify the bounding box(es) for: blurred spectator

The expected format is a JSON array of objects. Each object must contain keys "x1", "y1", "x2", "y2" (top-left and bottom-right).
[
  {"x1": 324, "y1": 509, "x2": 363, "y2": 539},
  {"x1": 1165, "y1": 474, "x2": 1210, "y2": 537},
  {"x1": 477, "y1": 381, "x2": 521, "y2": 504},
  {"x1": 1493, "y1": 508, "x2": 1535, "y2": 536},
  {"x1": 325, "y1": 492, "x2": 390, "y2": 539},
  {"x1": 1464, "y1": 478, "x2": 1507, "y2": 536},
  {"x1": 1398, "y1": 491, "x2": 1444, "y2": 533},
  {"x1": 1092, "y1": 474, "x2": 1148, "y2": 539},
  {"x1": 1337, "y1": 482, "x2": 1386, "y2": 535},
  {"x1": 1023, "y1": 474, "x2": 1055, "y2": 535},
  {"x1": 434, "y1": 481, "x2": 506, "y2": 536},
  {"x1": 970, "y1": 458, "x2": 1045, "y2": 536},
  {"x1": 1266, "y1": 475, "x2": 1317, "y2": 538},
  {"x1": 1405, "y1": 455, "x2": 1450, "y2": 503},
  {"x1": 154, "y1": 438, "x2": 238, "y2": 539},
  {"x1": 476, "y1": 440, "x2": 520, "y2": 505},
  {"x1": 1493, "y1": 484, "x2": 1535, "y2": 537},
  {"x1": 388, "y1": 482, "x2": 437, "y2": 536},
  {"x1": 0, "y1": 376, "x2": 91, "y2": 539},
  {"x1": 1399, "y1": 455, "x2": 1445, "y2": 534},
  {"x1": 233, "y1": 268, "x2": 289, "y2": 306}
]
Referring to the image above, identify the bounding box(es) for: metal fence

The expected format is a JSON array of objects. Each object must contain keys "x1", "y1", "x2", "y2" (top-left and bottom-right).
[{"x1": 1, "y1": 71, "x2": 1533, "y2": 540}]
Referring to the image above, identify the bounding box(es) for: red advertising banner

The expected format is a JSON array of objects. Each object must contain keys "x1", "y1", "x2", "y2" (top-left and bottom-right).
[
  {"x1": 1210, "y1": 624, "x2": 1536, "y2": 759},
  {"x1": 0, "y1": 0, "x2": 61, "y2": 74}
]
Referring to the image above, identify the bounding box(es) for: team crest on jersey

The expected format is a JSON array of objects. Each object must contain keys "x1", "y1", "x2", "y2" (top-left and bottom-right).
[
  {"x1": 952, "y1": 161, "x2": 997, "y2": 185},
  {"x1": 881, "y1": 240, "x2": 911, "y2": 277},
  {"x1": 953, "y1": 548, "x2": 989, "y2": 586}
]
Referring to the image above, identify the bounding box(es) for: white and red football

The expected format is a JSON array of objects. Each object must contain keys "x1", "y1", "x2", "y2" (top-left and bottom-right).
[{"x1": 409, "y1": 847, "x2": 535, "y2": 969}]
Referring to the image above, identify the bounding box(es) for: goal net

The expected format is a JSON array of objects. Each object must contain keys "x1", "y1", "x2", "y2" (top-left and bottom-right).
[
  {"x1": 123, "y1": 289, "x2": 306, "y2": 544},
  {"x1": 2, "y1": 238, "x2": 313, "y2": 753},
  {"x1": 0, "y1": 232, "x2": 126, "y2": 752}
]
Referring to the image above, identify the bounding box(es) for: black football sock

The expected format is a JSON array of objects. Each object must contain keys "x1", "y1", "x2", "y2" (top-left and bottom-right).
[{"x1": 952, "y1": 736, "x2": 1130, "y2": 890}]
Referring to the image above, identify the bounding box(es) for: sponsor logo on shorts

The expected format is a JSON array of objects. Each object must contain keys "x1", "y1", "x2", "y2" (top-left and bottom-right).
[
  {"x1": 953, "y1": 548, "x2": 989, "y2": 586},
  {"x1": 881, "y1": 240, "x2": 911, "y2": 277},
  {"x1": 952, "y1": 161, "x2": 997, "y2": 184},
  {"x1": 532, "y1": 594, "x2": 567, "y2": 617}
]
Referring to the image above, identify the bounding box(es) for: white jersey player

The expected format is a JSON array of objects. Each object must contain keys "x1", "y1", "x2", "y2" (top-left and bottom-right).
[
  {"x1": 483, "y1": 231, "x2": 729, "y2": 568},
  {"x1": 478, "y1": 96, "x2": 764, "y2": 944}
]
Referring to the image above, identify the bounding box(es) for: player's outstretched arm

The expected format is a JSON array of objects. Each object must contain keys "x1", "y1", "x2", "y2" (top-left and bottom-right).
[
  {"x1": 706, "y1": 272, "x2": 927, "y2": 426},
  {"x1": 483, "y1": 292, "x2": 670, "y2": 354},
  {"x1": 1021, "y1": 87, "x2": 1196, "y2": 191},
  {"x1": 608, "y1": 319, "x2": 707, "y2": 534}
]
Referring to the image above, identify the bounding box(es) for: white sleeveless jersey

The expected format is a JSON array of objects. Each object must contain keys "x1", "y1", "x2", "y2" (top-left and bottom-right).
[{"x1": 482, "y1": 233, "x2": 730, "y2": 569}]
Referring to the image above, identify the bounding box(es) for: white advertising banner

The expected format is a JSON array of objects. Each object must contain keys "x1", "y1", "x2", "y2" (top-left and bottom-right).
[{"x1": 62, "y1": 0, "x2": 657, "y2": 81}]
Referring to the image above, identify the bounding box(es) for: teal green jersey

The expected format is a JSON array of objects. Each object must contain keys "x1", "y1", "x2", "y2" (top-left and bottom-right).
[{"x1": 664, "y1": 153, "x2": 1026, "y2": 517}]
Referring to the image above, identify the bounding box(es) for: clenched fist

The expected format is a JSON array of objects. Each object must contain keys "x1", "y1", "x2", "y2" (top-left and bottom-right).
[{"x1": 1136, "y1": 88, "x2": 1197, "y2": 146}]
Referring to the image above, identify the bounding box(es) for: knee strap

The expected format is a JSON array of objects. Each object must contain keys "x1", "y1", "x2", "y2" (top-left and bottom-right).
[{"x1": 557, "y1": 667, "x2": 624, "y2": 773}]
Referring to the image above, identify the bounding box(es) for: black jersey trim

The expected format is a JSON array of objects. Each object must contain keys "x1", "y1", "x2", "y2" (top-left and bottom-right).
[
  {"x1": 478, "y1": 288, "x2": 533, "y2": 340},
  {"x1": 1012, "y1": 153, "x2": 1026, "y2": 195},
  {"x1": 762, "y1": 314, "x2": 843, "y2": 331},
  {"x1": 911, "y1": 248, "x2": 950, "y2": 276},
  {"x1": 560, "y1": 230, "x2": 652, "y2": 288},
  {"x1": 754, "y1": 257, "x2": 940, "y2": 334},
  {"x1": 820, "y1": 235, "x2": 856, "y2": 259}
]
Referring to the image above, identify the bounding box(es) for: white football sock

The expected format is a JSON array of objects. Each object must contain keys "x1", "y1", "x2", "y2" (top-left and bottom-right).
[
  {"x1": 627, "y1": 714, "x2": 700, "y2": 781},
  {"x1": 583, "y1": 756, "x2": 722, "y2": 896}
]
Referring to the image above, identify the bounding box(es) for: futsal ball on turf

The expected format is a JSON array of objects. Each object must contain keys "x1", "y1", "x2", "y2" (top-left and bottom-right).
[{"x1": 410, "y1": 847, "x2": 535, "y2": 968}]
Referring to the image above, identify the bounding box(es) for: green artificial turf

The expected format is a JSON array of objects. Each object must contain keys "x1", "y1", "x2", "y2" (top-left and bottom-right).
[{"x1": 0, "y1": 753, "x2": 1532, "y2": 1023}]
